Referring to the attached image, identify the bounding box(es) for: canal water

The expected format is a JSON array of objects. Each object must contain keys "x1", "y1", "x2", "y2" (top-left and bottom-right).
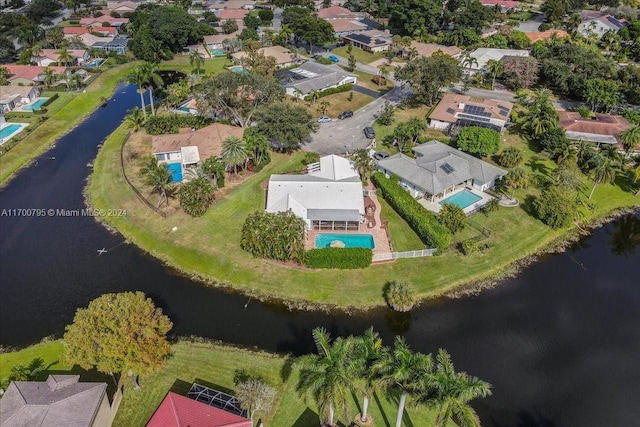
[{"x1": 1, "y1": 83, "x2": 639, "y2": 426}]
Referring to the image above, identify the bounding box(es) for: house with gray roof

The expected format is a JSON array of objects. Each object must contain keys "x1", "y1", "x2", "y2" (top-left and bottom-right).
[
  {"x1": 275, "y1": 62, "x2": 356, "y2": 99},
  {"x1": 376, "y1": 140, "x2": 507, "y2": 202},
  {"x1": 266, "y1": 154, "x2": 365, "y2": 230},
  {"x1": 0, "y1": 375, "x2": 115, "y2": 427}
]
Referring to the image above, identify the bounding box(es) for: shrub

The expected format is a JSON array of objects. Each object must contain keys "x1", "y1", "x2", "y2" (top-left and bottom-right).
[
  {"x1": 438, "y1": 203, "x2": 466, "y2": 234},
  {"x1": 304, "y1": 248, "x2": 372, "y2": 269},
  {"x1": 483, "y1": 198, "x2": 499, "y2": 215},
  {"x1": 536, "y1": 127, "x2": 569, "y2": 154},
  {"x1": 496, "y1": 147, "x2": 523, "y2": 168},
  {"x1": 576, "y1": 106, "x2": 594, "y2": 119},
  {"x1": 456, "y1": 126, "x2": 500, "y2": 157},
  {"x1": 461, "y1": 239, "x2": 479, "y2": 255},
  {"x1": 303, "y1": 83, "x2": 353, "y2": 101},
  {"x1": 178, "y1": 177, "x2": 215, "y2": 217},
  {"x1": 372, "y1": 173, "x2": 451, "y2": 252},
  {"x1": 301, "y1": 151, "x2": 320, "y2": 166},
  {"x1": 532, "y1": 186, "x2": 577, "y2": 229},
  {"x1": 316, "y1": 57, "x2": 332, "y2": 65},
  {"x1": 41, "y1": 93, "x2": 58, "y2": 107},
  {"x1": 383, "y1": 281, "x2": 415, "y2": 312},
  {"x1": 241, "y1": 211, "x2": 306, "y2": 263},
  {"x1": 145, "y1": 114, "x2": 212, "y2": 135}
]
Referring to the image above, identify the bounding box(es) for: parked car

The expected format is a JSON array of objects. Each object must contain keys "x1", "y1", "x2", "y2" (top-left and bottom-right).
[
  {"x1": 373, "y1": 151, "x2": 389, "y2": 160},
  {"x1": 338, "y1": 110, "x2": 353, "y2": 119},
  {"x1": 317, "y1": 116, "x2": 332, "y2": 123},
  {"x1": 363, "y1": 126, "x2": 375, "y2": 139},
  {"x1": 328, "y1": 54, "x2": 340, "y2": 63}
]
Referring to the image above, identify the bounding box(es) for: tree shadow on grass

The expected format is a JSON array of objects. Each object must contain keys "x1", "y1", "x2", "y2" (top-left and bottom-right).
[
  {"x1": 373, "y1": 391, "x2": 391, "y2": 427},
  {"x1": 527, "y1": 157, "x2": 551, "y2": 178},
  {"x1": 292, "y1": 407, "x2": 320, "y2": 427}
]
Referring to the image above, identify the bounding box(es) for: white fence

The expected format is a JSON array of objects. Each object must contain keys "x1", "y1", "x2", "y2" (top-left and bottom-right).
[{"x1": 373, "y1": 248, "x2": 437, "y2": 262}]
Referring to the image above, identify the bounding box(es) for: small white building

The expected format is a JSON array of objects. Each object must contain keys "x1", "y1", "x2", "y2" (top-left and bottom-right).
[
  {"x1": 577, "y1": 15, "x2": 628, "y2": 39},
  {"x1": 462, "y1": 48, "x2": 529, "y2": 75},
  {"x1": 266, "y1": 155, "x2": 365, "y2": 230},
  {"x1": 275, "y1": 62, "x2": 357, "y2": 99}
]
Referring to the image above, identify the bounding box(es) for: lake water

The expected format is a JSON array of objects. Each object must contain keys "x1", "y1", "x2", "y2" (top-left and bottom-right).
[{"x1": 1, "y1": 83, "x2": 639, "y2": 426}]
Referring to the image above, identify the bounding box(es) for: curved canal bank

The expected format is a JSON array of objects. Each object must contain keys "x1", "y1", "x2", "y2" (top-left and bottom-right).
[{"x1": 1, "y1": 83, "x2": 640, "y2": 426}]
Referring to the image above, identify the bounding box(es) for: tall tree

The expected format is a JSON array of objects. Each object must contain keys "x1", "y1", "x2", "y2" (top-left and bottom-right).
[
  {"x1": 296, "y1": 328, "x2": 357, "y2": 427},
  {"x1": 375, "y1": 337, "x2": 432, "y2": 427},
  {"x1": 353, "y1": 328, "x2": 387, "y2": 424},
  {"x1": 254, "y1": 101, "x2": 317, "y2": 151},
  {"x1": 63, "y1": 292, "x2": 172, "y2": 389},
  {"x1": 588, "y1": 154, "x2": 619, "y2": 199},
  {"x1": 221, "y1": 136, "x2": 248, "y2": 175},
  {"x1": 197, "y1": 71, "x2": 284, "y2": 127},
  {"x1": 127, "y1": 66, "x2": 148, "y2": 119},
  {"x1": 502, "y1": 56, "x2": 538, "y2": 90},
  {"x1": 619, "y1": 126, "x2": 640, "y2": 155},
  {"x1": 139, "y1": 156, "x2": 174, "y2": 207},
  {"x1": 417, "y1": 349, "x2": 492, "y2": 427},
  {"x1": 189, "y1": 50, "x2": 205, "y2": 78},
  {"x1": 389, "y1": 0, "x2": 442, "y2": 35},
  {"x1": 140, "y1": 62, "x2": 163, "y2": 116},
  {"x1": 394, "y1": 53, "x2": 461, "y2": 105}
]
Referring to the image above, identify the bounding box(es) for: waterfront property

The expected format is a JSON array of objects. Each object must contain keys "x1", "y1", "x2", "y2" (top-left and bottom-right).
[
  {"x1": 558, "y1": 111, "x2": 632, "y2": 148},
  {"x1": 232, "y1": 46, "x2": 300, "y2": 68},
  {"x1": 0, "y1": 86, "x2": 40, "y2": 113},
  {"x1": 316, "y1": 233, "x2": 375, "y2": 249},
  {"x1": 0, "y1": 375, "x2": 116, "y2": 427},
  {"x1": 376, "y1": 140, "x2": 505, "y2": 213},
  {"x1": 0, "y1": 122, "x2": 29, "y2": 145},
  {"x1": 19, "y1": 97, "x2": 50, "y2": 112},
  {"x1": 429, "y1": 93, "x2": 514, "y2": 133},
  {"x1": 275, "y1": 62, "x2": 357, "y2": 99},
  {"x1": 152, "y1": 123, "x2": 244, "y2": 182}
]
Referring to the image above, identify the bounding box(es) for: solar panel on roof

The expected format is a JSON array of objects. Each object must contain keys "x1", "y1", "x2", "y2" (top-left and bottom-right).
[
  {"x1": 498, "y1": 105, "x2": 509, "y2": 111},
  {"x1": 446, "y1": 108, "x2": 455, "y2": 114},
  {"x1": 458, "y1": 113, "x2": 491, "y2": 123},
  {"x1": 441, "y1": 163, "x2": 454, "y2": 174},
  {"x1": 463, "y1": 105, "x2": 491, "y2": 117},
  {"x1": 499, "y1": 110, "x2": 508, "y2": 117}
]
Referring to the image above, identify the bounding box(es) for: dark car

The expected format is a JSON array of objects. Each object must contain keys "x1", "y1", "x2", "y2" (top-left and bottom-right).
[
  {"x1": 338, "y1": 110, "x2": 353, "y2": 119},
  {"x1": 373, "y1": 151, "x2": 389, "y2": 161},
  {"x1": 363, "y1": 126, "x2": 375, "y2": 139}
]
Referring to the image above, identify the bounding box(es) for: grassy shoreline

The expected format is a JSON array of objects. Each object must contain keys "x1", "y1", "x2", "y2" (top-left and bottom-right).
[{"x1": 87, "y1": 122, "x2": 639, "y2": 310}]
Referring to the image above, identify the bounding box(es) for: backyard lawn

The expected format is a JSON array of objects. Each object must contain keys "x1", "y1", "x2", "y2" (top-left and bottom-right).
[
  {"x1": 0, "y1": 340, "x2": 438, "y2": 427},
  {"x1": 295, "y1": 90, "x2": 374, "y2": 119},
  {"x1": 332, "y1": 46, "x2": 386, "y2": 64}
]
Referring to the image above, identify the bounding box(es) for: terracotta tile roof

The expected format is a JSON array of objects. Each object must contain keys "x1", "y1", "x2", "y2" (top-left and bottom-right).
[
  {"x1": 525, "y1": 29, "x2": 569, "y2": 43},
  {"x1": 152, "y1": 123, "x2": 244, "y2": 160},
  {"x1": 5, "y1": 65, "x2": 67, "y2": 81},
  {"x1": 79, "y1": 16, "x2": 129, "y2": 26},
  {"x1": 218, "y1": 9, "x2": 250, "y2": 20},
  {"x1": 40, "y1": 49, "x2": 87, "y2": 60},
  {"x1": 480, "y1": 0, "x2": 520, "y2": 8},
  {"x1": 317, "y1": 5, "x2": 356, "y2": 20},
  {"x1": 63, "y1": 27, "x2": 90, "y2": 35},
  {"x1": 204, "y1": 32, "x2": 239, "y2": 45},
  {"x1": 410, "y1": 41, "x2": 461, "y2": 58},
  {"x1": 429, "y1": 93, "x2": 513, "y2": 124},
  {"x1": 147, "y1": 392, "x2": 252, "y2": 427},
  {"x1": 559, "y1": 111, "x2": 631, "y2": 137},
  {"x1": 90, "y1": 26, "x2": 118, "y2": 35},
  {"x1": 330, "y1": 19, "x2": 368, "y2": 33}
]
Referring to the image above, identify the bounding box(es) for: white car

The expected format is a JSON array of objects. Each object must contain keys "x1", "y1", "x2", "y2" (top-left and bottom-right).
[{"x1": 317, "y1": 116, "x2": 332, "y2": 123}]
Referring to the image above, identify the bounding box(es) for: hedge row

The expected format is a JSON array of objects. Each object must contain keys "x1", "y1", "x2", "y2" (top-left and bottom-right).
[
  {"x1": 41, "y1": 93, "x2": 59, "y2": 108},
  {"x1": 305, "y1": 248, "x2": 372, "y2": 269},
  {"x1": 372, "y1": 172, "x2": 450, "y2": 252},
  {"x1": 144, "y1": 114, "x2": 212, "y2": 135},
  {"x1": 303, "y1": 83, "x2": 353, "y2": 101}
]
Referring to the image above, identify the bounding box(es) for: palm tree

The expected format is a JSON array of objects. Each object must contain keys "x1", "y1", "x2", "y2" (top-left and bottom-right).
[
  {"x1": 277, "y1": 25, "x2": 293, "y2": 47},
  {"x1": 189, "y1": 50, "x2": 205, "y2": 77},
  {"x1": 124, "y1": 107, "x2": 146, "y2": 132},
  {"x1": 575, "y1": 140, "x2": 597, "y2": 171},
  {"x1": 352, "y1": 149, "x2": 375, "y2": 184},
  {"x1": 461, "y1": 52, "x2": 478, "y2": 73},
  {"x1": 567, "y1": 13, "x2": 582, "y2": 34},
  {"x1": 221, "y1": 136, "x2": 248, "y2": 176},
  {"x1": 633, "y1": 165, "x2": 640, "y2": 196},
  {"x1": 243, "y1": 130, "x2": 270, "y2": 166},
  {"x1": 523, "y1": 89, "x2": 558, "y2": 137},
  {"x1": 42, "y1": 67, "x2": 57, "y2": 88},
  {"x1": 318, "y1": 100, "x2": 330, "y2": 115},
  {"x1": 69, "y1": 72, "x2": 84, "y2": 91},
  {"x1": 0, "y1": 66, "x2": 9, "y2": 85},
  {"x1": 375, "y1": 337, "x2": 433, "y2": 427},
  {"x1": 353, "y1": 328, "x2": 387, "y2": 424},
  {"x1": 589, "y1": 154, "x2": 619, "y2": 199},
  {"x1": 417, "y1": 349, "x2": 492, "y2": 427},
  {"x1": 140, "y1": 62, "x2": 163, "y2": 116},
  {"x1": 57, "y1": 46, "x2": 74, "y2": 67},
  {"x1": 485, "y1": 59, "x2": 503, "y2": 90},
  {"x1": 379, "y1": 67, "x2": 390, "y2": 85},
  {"x1": 31, "y1": 43, "x2": 43, "y2": 65},
  {"x1": 127, "y1": 67, "x2": 148, "y2": 119},
  {"x1": 139, "y1": 156, "x2": 173, "y2": 207},
  {"x1": 619, "y1": 126, "x2": 640, "y2": 155},
  {"x1": 503, "y1": 167, "x2": 528, "y2": 199},
  {"x1": 295, "y1": 328, "x2": 357, "y2": 427}
]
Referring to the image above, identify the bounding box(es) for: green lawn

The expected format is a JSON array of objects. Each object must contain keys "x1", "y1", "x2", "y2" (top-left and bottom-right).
[
  {"x1": 332, "y1": 46, "x2": 386, "y2": 64},
  {"x1": 1, "y1": 340, "x2": 438, "y2": 427},
  {"x1": 160, "y1": 54, "x2": 231, "y2": 76}
]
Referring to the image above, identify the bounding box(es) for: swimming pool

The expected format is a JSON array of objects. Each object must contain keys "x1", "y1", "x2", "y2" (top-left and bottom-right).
[
  {"x1": 439, "y1": 189, "x2": 482, "y2": 209},
  {"x1": 210, "y1": 49, "x2": 225, "y2": 56},
  {"x1": 0, "y1": 123, "x2": 28, "y2": 144},
  {"x1": 166, "y1": 163, "x2": 183, "y2": 183},
  {"x1": 22, "y1": 98, "x2": 49, "y2": 111},
  {"x1": 85, "y1": 58, "x2": 105, "y2": 67},
  {"x1": 315, "y1": 234, "x2": 375, "y2": 249},
  {"x1": 229, "y1": 65, "x2": 249, "y2": 74}
]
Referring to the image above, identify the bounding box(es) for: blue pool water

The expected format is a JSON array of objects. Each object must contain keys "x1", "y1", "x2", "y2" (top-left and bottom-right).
[
  {"x1": 439, "y1": 189, "x2": 482, "y2": 209},
  {"x1": 85, "y1": 58, "x2": 105, "y2": 67},
  {"x1": 22, "y1": 99, "x2": 48, "y2": 111},
  {"x1": 315, "y1": 234, "x2": 375, "y2": 249},
  {"x1": 210, "y1": 49, "x2": 225, "y2": 56},
  {"x1": 0, "y1": 124, "x2": 23, "y2": 140},
  {"x1": 229, "y1": 66, "x2": 249, "y2": 74},
  {"x1": 166, "y1": 163, "x2": 183, "y2": 183}
]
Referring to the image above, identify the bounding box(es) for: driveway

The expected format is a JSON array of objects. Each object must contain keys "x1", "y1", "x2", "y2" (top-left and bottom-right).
[
  {"x1": 353, "y1": 85, "x2": 381, "y2": 98},
  {"x1": 516, "y1": 13, "x2": 546, "y2": 32},
  {"x1": 447, "y1": 84, "x2": 583, "y2": 110}
]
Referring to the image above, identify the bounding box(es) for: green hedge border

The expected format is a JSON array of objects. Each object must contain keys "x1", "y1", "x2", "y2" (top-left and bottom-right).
[{"x1": 305, "y1": 247, "x2": 372, "y2": 269}]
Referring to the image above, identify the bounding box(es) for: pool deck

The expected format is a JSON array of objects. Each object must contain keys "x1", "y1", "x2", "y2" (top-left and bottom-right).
[
  {"x1": 0, "y1": 123, "x2": 29, "y2": 145},
  {"x1": 304, "y1": 193, "x2": 392, "y2": 258},
  {"x1": 15, "y1": 97, "x2": 49, "y2": 113},
  {"x1": 419, "y1": 187, "x2": 495, "y2": 215}
]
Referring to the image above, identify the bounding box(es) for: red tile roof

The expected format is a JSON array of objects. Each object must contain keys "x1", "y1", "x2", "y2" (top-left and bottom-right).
[
  {"x1": 317, "y1": 5, "x2": 356, "y2": 20},
  {"x1": 525, "y1": 29, "x2": 569, "y2": 43},
  {"x1": 479, "y1": 0, "x2": 520, "y2": 8},
  {"x1": 559, "y1": 111, "x2": 631, "y2": 137},
  {"x1": 63, "y1": 27, "x2": 90, "y2": 35},
  {"x1": 218, "y1": 9, "x2": 250, "y2": 20},
  {"x1": 147, "y1": 392, "x2": 252, "y2": 427},
  {"x1": 89, "y1": 26, "x2": 118, "y2": 35}
]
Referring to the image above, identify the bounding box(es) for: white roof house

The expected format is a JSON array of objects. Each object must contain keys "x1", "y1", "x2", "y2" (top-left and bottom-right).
[
  {"x1": 463, "y1": 48, "x2": 529, "y2": 74},
  {"x1": 266, "y1": 155, "x2": 365, "y2": 229},
  {"x1": 578, "y1": 15, "x2": 627, "y2": 39},
  {"x1": 275, "y1": 62, "x2": 357, "y2": 99}
]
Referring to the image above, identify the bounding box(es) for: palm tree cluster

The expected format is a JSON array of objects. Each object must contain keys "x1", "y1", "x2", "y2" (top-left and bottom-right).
[
  {"x1": 127, "y1": 62, "x2": 164, "y2": 120},
  {"x1": 296, "y1": 328, "x2": 492, "y2": 427},
  {"x1": 138, "y1": 155, "x2": 174, "y2": 208}
]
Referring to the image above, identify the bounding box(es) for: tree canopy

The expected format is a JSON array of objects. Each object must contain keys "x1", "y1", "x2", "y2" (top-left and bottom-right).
[
  {"x1": 63, "y1": 292, "x2": 172, "y2": 378},
  {"x1": 456, "y1": 126, "x2": 501, "y2": 157},
  {"x1": 197, "y1": 72, "x2": 285, "y2": 127},
  {"x1": 388, "y1": 0, "x2": 442, "y2": 35},
  {"x1": 394, "y1": 53, "x2": 461, "y2": 105},
  {"x1": 254, "y1": 101, "x2": 317, "y2": 151}
]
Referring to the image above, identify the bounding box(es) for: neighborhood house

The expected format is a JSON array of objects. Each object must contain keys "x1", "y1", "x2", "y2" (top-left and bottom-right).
[
  {"x1": 33, "y1": 49, "x2": 88, "y2": 66},
  {"x1": 266, "y1": 154, "x2": 365, "y2": 230},
  {"x1": 0, "y1": 86, "x2": 40, "y2": 112},
  {"x1": 275, "y1": 62, "x2": 357, "y2": 99},
  {"x1": 429, "y1": 93, "x2": 514, "y2": 133},
  {"x1": 578, "y1": 15, "x2": 627, "y2": 39},
  {"x1": 376, "y1": 140, "x2": 507, "y2": 203},
  {"x1": 232, "y1": 46, "x2": 300, "y2": 68},
  {"x1": 558, "y1": 111, "x2": 632, "y2": 146},
  {"x1": 341, "y1": 30, "x2": 393, "y2": 53},
  {"x1": 462, "y1": 48, "x2": 529, "y2": 74}
]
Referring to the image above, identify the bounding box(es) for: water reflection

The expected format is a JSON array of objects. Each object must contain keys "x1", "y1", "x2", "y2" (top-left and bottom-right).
[{"x1": 607, "y1": 214, "x2": 640, "y2": 256}]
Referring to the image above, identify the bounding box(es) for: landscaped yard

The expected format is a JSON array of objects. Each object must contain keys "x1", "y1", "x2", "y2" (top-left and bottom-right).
[
  {"x1": 332, "y1": 46, "x2": 386, "y2": 64},
  {"x1": 350, "y1": 69, "x2": 394, "y2": 93},
  {"x1": 294, "y1": 90, "x2": 374, "y2": 120},
  {"x1": 159, "y1": 54, "x2": 230, "y2": 76},
  {"x1": 372, "y1": 105, "x2": 450, "y2": 152},
  {"x1": 0, "y1": 339, "x2": 438, "y2": 427}
]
